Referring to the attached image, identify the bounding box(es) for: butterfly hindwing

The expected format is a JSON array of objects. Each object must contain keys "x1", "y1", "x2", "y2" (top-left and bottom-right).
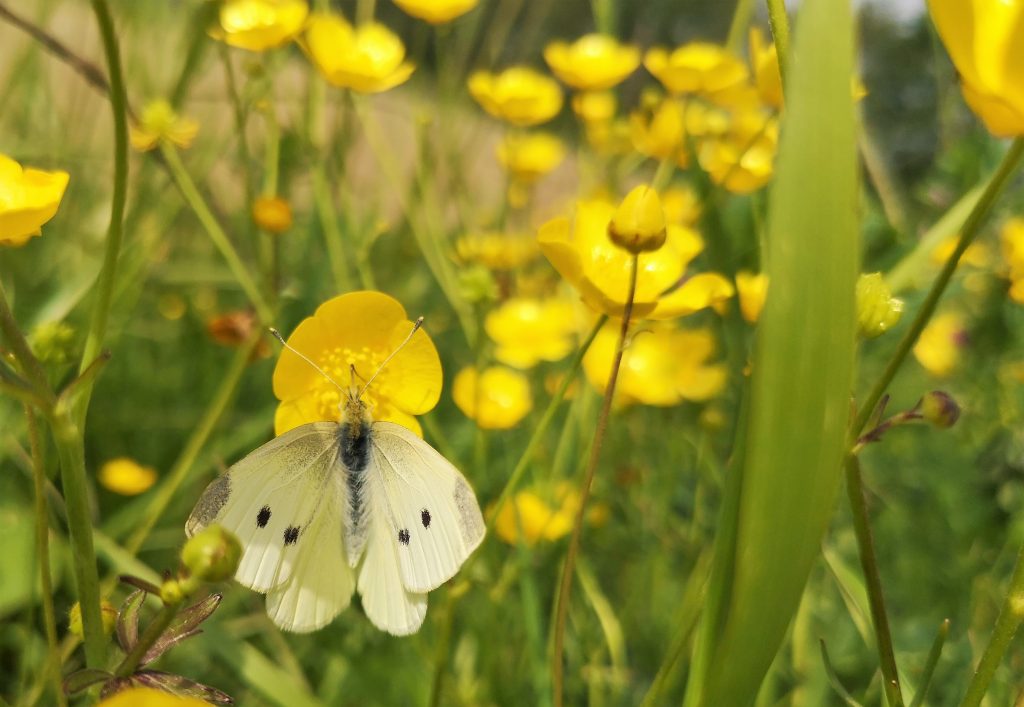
[{"x1": 370, "y1": 421, "x2": 486, "y2": 594}]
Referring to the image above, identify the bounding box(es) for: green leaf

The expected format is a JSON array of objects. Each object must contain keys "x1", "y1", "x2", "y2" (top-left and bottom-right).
[
  {"x1": 685, "y1": 0, "x2": 859, "y2": 702},
  {"x1": 207, "y1": 630, "x2": 325, "y2": 707}
]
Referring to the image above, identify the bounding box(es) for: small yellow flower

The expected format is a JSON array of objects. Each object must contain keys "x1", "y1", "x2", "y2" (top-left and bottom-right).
[
  {"x1": 931, "y1": 235, "x2": 991, "y2": 269},
  {"x1": 392, "y1": 0, "x2": 477, "y2": 24},
  {"x1": 496, "y1": 132, "x2": 566, "y2": 184},
  {"x1": 856, "y1": 272, "x2": 903, "y2": 339},
  {"x1": 452, "y1": 365, "x2": 533, "y2": 429},
  {"x1": 0, "y1": 154, "x2": 69, "y2": 246},
  {"x1": 252, "y1": 195, "x2": 292, "y2": 233},
  {"x1": 129, "y1": 100, "x2": 199, "y2": 152},
  {"x1": 494, "y1": 490, "x2": 572, "y2": 545},
  {"x1": 273, "y1": 291, "x2": 441, "y2": 436},
  {"x1": 644, "y1": 43, "x2": 749, "y2": 99},
  {"x1": 539, "y1": 200, "x2": 733, "y2": 319},
  {"x1": 608, "y1": 184, "x2": 667, "y2": 254},
  {"x1": 468, "y1": 67, "x2": 564, "y2": 127},
  {"x1": 544, "y1": 34, "x2": 640, "y2": 91},
  {"x1": 455, "y1": 232, "x2": 540, "y2": 270},
  {"x1": 215, "y1": 0, "x2": 308, "y2": 52},
  {"x1": 305, "y1": 14, "x2": 415, "y2": 93},
  {"x1": 99, "y1": 688, "x2": 213, "y2": 707},
  {"x1": 749, "y1": 27, "x2": 783, "y2": 109},
  {"x1": 661, "y1": 184, "x2": 702, "y2": 226},
  {"x1": 583, "y1": 322, "x2": 727, "y2": 405},
  {"x1": 928, "y1": 0, "x2": 1024, "y2": 136},
  {"x1": 629, "y1": 96, "x2": 688, "y2": 165},
  {"x1": 98, "y1": 458, "x2": 158, "y2": 496},
  {"x1": 572, "y1": 90, "x2": 617, "y2": 123},
  {"x1": 68, "y1": 599, "x2": 117, "y2": 638},
  {"x1": 485, "y1": 297, "x2": 580, "y2": 368},
  {"x1": 735, "y1": 270, "x2": 769, "y2": 323},
  {"x1": 697, "y1": 117, "x2": 777, "y2": 194},
  {"x1": 913, "y1": 311, "x2": 966, "y2": 377},
  {"x1": 1002, "y1": 218, "x2": 1024, "y2": 301}
]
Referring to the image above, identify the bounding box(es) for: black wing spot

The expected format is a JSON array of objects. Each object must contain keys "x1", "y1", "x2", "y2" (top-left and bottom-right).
[
  {"x1": 256, "y1": 506, "x2": 271, "y2": 528},
  {"x1": 398, "y1": 528, "x2": 410, "y2": 545},
  {"x1": 284, "y1": 525, "x2": 300, "y2": 545},
  {"x1": 421, "y1": 509, "x2": 431, "y2": 528}
]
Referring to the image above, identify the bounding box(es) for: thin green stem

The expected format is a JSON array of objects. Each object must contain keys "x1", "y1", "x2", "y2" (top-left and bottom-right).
[
  {"x1": 959, "y1": 545, "x2": 1024, "y2": 707},
  {"x1": 159, "y1": 143, "x2": 274, "y2": 323},
  {"x1": 552, "y1": 258, "x2": 638, "y2": 707},
  {"x1": 25, "y1": 405, "x2": 65, "y2": 707},
  {"x1": 852, "y1": 138, "x2": 1024, "y2": 437},
  {"x1": 845, "y1": 455, "x2": 903, "y2": 707},
  {"x1": 726, "y1": 0, "x2": 756, "y2": 52},
  {"x1": 765, "y1": 0, "x2": 790, "y2": 87},
  {"x1": 486, "y1": 316, "x2": 606, "y2": 531},
  {"x1": 909, "y1": 619, "x2": 949, "y2": 707},
  {"x1": 0, "y1": 281, "x2": 53, "y2": 404},
  {"x1": 427, "y1": 601, "x2": 456, "y2": 707}
]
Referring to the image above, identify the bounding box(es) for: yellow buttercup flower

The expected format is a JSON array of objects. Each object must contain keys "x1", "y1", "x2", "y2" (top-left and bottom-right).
[
  {"x1": 661, "y1": 184, "x2": 702, "y2": 226},
  {"x1": 583, "y1": 322, "x2": 727, "y2": 405},
  {"x1": 913, "y1": 311, "x2": 966, "y2": 378},
  {"x1": 494, "y1": 490, "x2": 573, "y2": 546},
  {"x1": 98, "y1": 458, "x2": 158, "y2": 496},
  {"x1": 215, "y1": 0, "x2": 308, "y2": 52},
  {"x1": 644, "y1": 43, "x2": 749, "y2": 99},
  {"x1": 544, "y1": 34, "x2": 640, "y2": 91},
  {"x1": 1000, "y1": 217, "x2": 1024, "y2": 302},
  {"x1": 273, "y1": 291, "x2": 441, "y2": 436},
  {"x1": 485, "y1": 297, "x2": 580, "y2": 368},
  {"x1": 931, "y1": 235, "x2": 991, "y2": 269},
  {"x1": 749, "y1": 27, "x2": 782, "y2": 109},
  {"x1": 99, "y1": 688, "x2": 212, "y2": 707},
  {"x1": 496, "y1": 132, "x2": 566, "y2": 184},
  {"x1": 735, "y1": 270, "x2": 769, "y2": 323},
  {"x1": 0, "y1": 154, "x2": 69, "y2": 246},
  {"x1": 697, "y1": 113, "x2": 778, "y2": 194},
  {"x1": 629, "y1": 96, "x2": 688, "y2": 165},
  {"x1": 539, "y1": 200, "x2": 734, "y2": 319},
  {"x1": 928, "y1": 0, "x2": 1024, "y2": 136},
  {"x1": 452, "y1": 366, "x2": 532, "y2": 429},
  {"x1": 572, "y1": 90, "x2": 617, "y2": 123},
  {"x1": 393, "y1": 0, "x2": 477, "y2": 24},
  {"x1": 455, "y1": 232, "x2": 540, "y2": 270},
  {"x1": 252, "y1": 194, "x2": 292, "y2": 233},
  {"x1": 305, "y1": 14, "x2": 415, "y2": 93},
  {"x1": 468, "y1": 67, "x2": 564, "y2": 127},
  {"x1": 129, "y1": 99, "x2": 199, "y2": 152}
]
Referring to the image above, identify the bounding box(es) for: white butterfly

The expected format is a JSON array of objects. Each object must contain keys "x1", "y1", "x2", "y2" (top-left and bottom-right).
[{"x1": 185, "y1": 328, "x2": 485, "y2": 635}]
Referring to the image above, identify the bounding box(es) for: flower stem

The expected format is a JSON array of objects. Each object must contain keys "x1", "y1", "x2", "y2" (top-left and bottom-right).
[
  {"x1": 766, "y1": 0, "x2": 790, "y2": 86},
  {"x1": 552, "y1": 257, "x2": 638, "y2": 707},
  {"x1": 959, "y1": 544, "x2": 1024, "y2": 707},
  {"x1": 115, "y1": 603, "x2": 179, "y2": 679},
  {"x1": 25, "y1": 405, "x2": 66, "y2": 707},
  {"x1": 725, "y1": 0, "x2": 755, "y2": 51},
  {"x1": 0, "y1": 281, "x2": 53, "y2": 403},
  {"x1": 159, "y1": 142, "x2": 274, "y2": 324},
  {"x1": 845, "y1": 454, "x2": 904, "y2": 707},
  {"x1": 852, "y1": 137, "x2": 1024, "y2": 437}
]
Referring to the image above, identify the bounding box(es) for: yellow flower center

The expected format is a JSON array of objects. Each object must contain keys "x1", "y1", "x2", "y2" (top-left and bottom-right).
[{"x1": 313, "y1": 345, "x2": 392, "y2": 420}]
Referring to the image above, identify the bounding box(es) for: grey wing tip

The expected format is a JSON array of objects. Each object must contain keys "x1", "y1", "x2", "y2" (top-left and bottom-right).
[
  {"x1": 453, "y1": 476, "x2": 486, "y2": 549},
  {"x1": 185, "y1": 474, "x2": 232, "y2": 537}
]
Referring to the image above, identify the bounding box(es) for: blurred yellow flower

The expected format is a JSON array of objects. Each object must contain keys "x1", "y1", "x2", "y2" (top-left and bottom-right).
[
  {"x1": 572, "y1": 90, "x2": 617, "y2": 123},
  {"x1": 855, "y1": 272, "x2": 903, "y2": 339},
  {"x1": 608, "y1": 184, "x2": 668, "y2": 254},
  {"x1": 913, "y1": 311, "x2": 966, "y2": 378},
  {"x1": 697, "y1": 115, "x2": 778, "y2": 194},
  {"x1": 928, "y1": 0, "x2": 1024, "y2": 136},
  {"x1": 272, "y1": 291, "x2": 441, "y2": 436},
  {"x1": 485, "y1": 297, "x2": 579, "y2": 368},
  {"x1": 496, "y1": 132, "x2": 566, "y2": 184},
  {"x1": 68, "y1": 599, "x2": 117, "y2": 638},
  {"x1": 749, "y1": 27, "x2": 783, "y2": 109},
  {"x1": 735, "y1": 270, "x2": 768, "y2": 323},
  {"x1": 393, "y1": 0, "x2": 477, "y2": 24},
  {"x1": 539, "y1": 200, "x2": 733, "y2": 319},
  {"x1": 644, "y1": 43, "x2": 749, "y2": 99},
  {"x1": 99, "y1": 688, "x2": 212, "y2": 707},
  {"x1": 494, "y1": 490, "x2": 573, "y2": 545},
  {"x1": 215, "y1": 0, "x2": 308, "y2": 52},
  {"x1": 129, "y1": 99, "x2": 199, "y2": 152},
  {"x1": 452, "y1": 365, "x2": 533, "y2": 429},
  {"x1": 0, "y1": 154, "x2": 69, "y2": 246},
  {"x1": 456, "y1": 232, "x2": 540, "y2": 270},
  {"x1": 99, "y1": 458, "x2": 158, "y2": 496},
  {"x1": 305, "y1": 14, "x2": 415, "y2": 93},
  {"x1": 661, "y1": 184, "x2": 702, "y2": 226},
  {"x1": 544, "y1": 34, "x2": 640, "y2": 91},
  {"x1": 629, "y1": 96, "x2": 688, "y2": 165},
  {"x1": 468, "y1": 67, "x2": 564, "y2": 126},
  {"x1": 931, "y1": 235, "x2": 991, "y2": 269},
  {"x1": 584, "y1": 322, "x2": 727, "y2": 405},
  {"x1": 252, "y1": 194, "x2": 292, "y2": 233},
  {"x1": 1000, "y1": 217, "x2": 1024, "y2": 302}
]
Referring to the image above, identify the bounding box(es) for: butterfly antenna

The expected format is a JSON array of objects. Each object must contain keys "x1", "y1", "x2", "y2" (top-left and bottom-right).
[
  {"x1": 268, "y1": 328, "x2": 346, "y2": 394},
  {"x1": 358, "y1": 317, "x2": 424, "y2": 398}
]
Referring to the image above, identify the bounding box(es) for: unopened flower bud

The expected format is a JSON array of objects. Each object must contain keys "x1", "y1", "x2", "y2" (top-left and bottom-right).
[
  {"x1": 458, "y1": 265, "x2": 498, "y2": 305},
  {"x1": 608, "y1": 184, "x2": 667, "y2": 254},
  {"x1": 180, "y1": 524, "x2": 242, "y2": 584},
  {"x1": 161, "y1": 578, "x2": 186, "y2": 605},
  {"x1": 918, "y1": 390, "x2": 961, "y2": 428},
  {"x1": 68, "y1": 600, "x2": 117, "y2": 638},
  {"x1": 856, "y1": 272, "x2": 903, "y2": 338},
  {"x1": 252, "y1": 195, "x2": 292, "y2": 234}
]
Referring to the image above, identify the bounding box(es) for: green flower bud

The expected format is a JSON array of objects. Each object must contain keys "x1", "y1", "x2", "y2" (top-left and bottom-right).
[
  {"x1": 458, "y1": 265, "x2": 499, "y2": 305},
  {"x1": 29, "y1": 321, "x2": 76, "y2": 366},
  {"x1": 856, "y1": 272, "x2": 903, "y2": 339},
  {"x1": 160, "y1": 578, "x2": 186, "y2": 605},
  {"x1": 918, "y1": 390, "x2": 961, "y2": 428},
  {"x1": 180, "y1": 524, "x2": 242, "y2": 584},
  {"x1": 68, "y1": 600, "x2": 117, "y2": 638},
  {"x1": 608, "y1": 184, "x2": 667, "y2": 254}
]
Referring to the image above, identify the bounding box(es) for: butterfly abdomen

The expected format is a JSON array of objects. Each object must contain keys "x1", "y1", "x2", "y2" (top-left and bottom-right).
[{"x1": 339, "y1": 415, "x2": 372, "y2": 565}]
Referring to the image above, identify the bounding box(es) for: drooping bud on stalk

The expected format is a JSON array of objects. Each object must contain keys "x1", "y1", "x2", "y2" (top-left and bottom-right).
[
  {"x1": 608, "y1": 184, "x2": 667, "y2": 254},
  {"x1": 918, "y1": 390, "x2": 961, "y2": 429}
]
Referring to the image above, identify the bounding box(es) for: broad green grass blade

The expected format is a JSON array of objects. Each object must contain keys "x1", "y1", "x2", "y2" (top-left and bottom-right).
[
  {"x1": 207, "y1": 632, "x2": 325, "y2": 707},
  {"x1": 686, "y1": 0, "x2": 859, "y2": 702}
]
